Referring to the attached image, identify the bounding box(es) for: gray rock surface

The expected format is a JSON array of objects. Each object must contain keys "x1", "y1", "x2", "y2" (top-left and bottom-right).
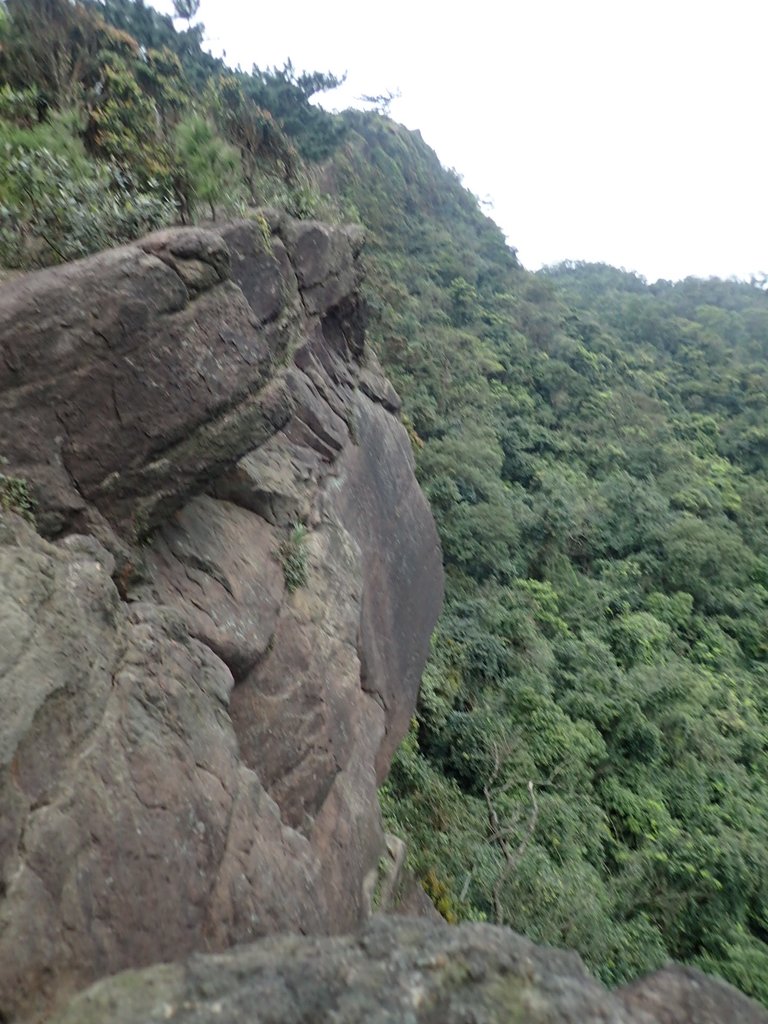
[
  {"x1": 0, "y1": 216, "x2": 444, "y2": 1022},
  {"x1": 46, "y1": 916, "x2": 768, "y2": 1024},
  {"x1": 618, "y1": 964, "x2": 768, "y2": 1024}
]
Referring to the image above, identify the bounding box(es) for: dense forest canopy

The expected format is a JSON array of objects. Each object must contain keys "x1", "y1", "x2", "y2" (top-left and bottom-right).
[{"x1": 2, "y1": 0, "x2": 768, "y2": 1006}]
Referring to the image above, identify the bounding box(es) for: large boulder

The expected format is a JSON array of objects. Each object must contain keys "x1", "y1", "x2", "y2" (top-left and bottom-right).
[
  {"x1": 619, "y1": 964, "x2": 768, "y2": 1024},
  {"x1": 0, "y1": 216, "x2": 444, "y2": 1022},
  {"x1": 0, "y1": 514, "x2": 326, "y2": 1018},
  {"x1": 0, "y1": 215, "x2": 363, "y2": 542},
  {"x1": 46, "y1": 916, "x2": 768, "y2": 1024}
]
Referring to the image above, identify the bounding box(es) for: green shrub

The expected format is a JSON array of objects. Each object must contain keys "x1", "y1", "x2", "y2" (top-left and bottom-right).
[
  {"x1": 0, "y1": 146, "x2": 175, "y2": 267},
  {"x1": 174, "y1": 114, "x2": 242, "y2": 221},
  {"x1": 279, "y1": 523, "x2": 309, "y2": 593},
  {"x1": 0, "y1": 84, "x2": 40, "y2": 127},
  {"x1": 0, "y1": 105, "x2": 90, "y2": 168},
  {"x1": 0, "y1": 473, "x2": 36, "y2": 523}
]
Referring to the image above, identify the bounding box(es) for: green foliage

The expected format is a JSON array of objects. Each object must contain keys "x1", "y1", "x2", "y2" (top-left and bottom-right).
[
  {"x1": 698, "y1": 936, "x2": 768, "y2": 1005},
  {"x1": 1, "y1": 0, "x2": 107, "y2": 106},
  {"x1": 0, "y1": 0, "x2": 181, "y2": 262},
  {"x1": 0, "y1": 144, "x2": 174, "y2": 267},
  {"x1": 449, "y1": 276, "x2": 479, "y2": 326},
  {"x1": 279, "y1": 523, "x2": 310, "y2": 593},
  {"x1": 172, "y1": 0, "x2": 199, "y2": 23},
  {"x1": 0, "y1": 472, "x2": 36, "y2": 523},
  {"x1": 211, "y1": 75, "x2": 300, "y2": 195},
  {"x1": 84, "y1": 0, "x2": 223, "y2": 90},
  {"x1": 331, "y1": 112, "x2": 768, "y2": 1006},
  {"x1": 611, "y1": 611, "x2": 672, "y2": 669},
  {"x1": 241, "y1": 61, "x2": 347, "y2": 160},
  {"x1": 0, "y1": 84, "x2": 40, "y2": 126},
  {"x1": 86, "y1": 49, "x2": 173, "y2": 185},
  {"x1": 173, "y1": 113, "x2": 241, "y2": 220},
  {"x1": 0, "y1": 103, "x2": 89, "y2": 166},
  {"x1": 0, "y1": 0, "x2": 347, "y2": 268}
]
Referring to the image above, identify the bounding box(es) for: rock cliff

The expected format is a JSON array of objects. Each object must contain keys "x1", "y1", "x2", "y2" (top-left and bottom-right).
[{"x1": 0, "y1": 214, "x2": 443, "y2": 1021}]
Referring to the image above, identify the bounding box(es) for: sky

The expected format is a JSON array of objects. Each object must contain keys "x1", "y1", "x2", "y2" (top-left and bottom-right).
[{"x1": 150, "y1": 0, "x2": 766, "y2": 283}]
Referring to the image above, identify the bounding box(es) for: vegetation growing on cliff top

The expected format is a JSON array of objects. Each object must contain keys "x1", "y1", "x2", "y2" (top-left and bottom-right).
[
  {"x1": 4, "y1": 0, "x2": 768, "y2": 1008},
  {"x1": 0, "y1": 0, "x2": 346, "y2": 267}
]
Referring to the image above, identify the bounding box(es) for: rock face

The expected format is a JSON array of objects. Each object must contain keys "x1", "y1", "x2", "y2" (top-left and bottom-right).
[
  {"x1": 619, "y1": 964, "x2": 768, "y2": 1024},
  {"x1": 0, "y1": 215, "x2": 444, "y2": 1022},
  {"x1": 47, "y1": 916, "x2": 768, "y2": 1024}
]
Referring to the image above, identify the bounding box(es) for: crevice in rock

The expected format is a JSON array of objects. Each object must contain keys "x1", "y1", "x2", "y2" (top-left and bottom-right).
[{"x1": 180, "y1": 555, "x2": 234, "y2": 600}]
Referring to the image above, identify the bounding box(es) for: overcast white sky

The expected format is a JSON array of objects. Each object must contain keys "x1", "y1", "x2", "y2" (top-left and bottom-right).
[{"x1": 151, "y1": 0, "x2": 766, "y2": 283}]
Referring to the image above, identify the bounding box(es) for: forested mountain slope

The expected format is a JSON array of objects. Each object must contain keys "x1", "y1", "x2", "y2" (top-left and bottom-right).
[
  {"x1": 332, "y1": 114, "x2": 768, "y2": 1001},
  {"x1": 2, "y1": 0, "x2": 768, "y2": 1008}
]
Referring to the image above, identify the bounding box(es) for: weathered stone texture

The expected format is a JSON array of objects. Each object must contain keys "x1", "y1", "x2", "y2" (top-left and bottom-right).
[
  {"x1": 47, "y1": 916, "x2": 768, "y2": 1024},
  {"x1": 0, "y1": 216, "x2": 443, "y2": 1022},
  {"x1": 618, "y1": 964, "x2": 768, "y2": 1024}
]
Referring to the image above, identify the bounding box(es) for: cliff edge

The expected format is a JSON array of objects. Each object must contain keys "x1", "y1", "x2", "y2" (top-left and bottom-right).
[{"x1": 0, "y1": 214, "x2": 443, "y2": 1021}]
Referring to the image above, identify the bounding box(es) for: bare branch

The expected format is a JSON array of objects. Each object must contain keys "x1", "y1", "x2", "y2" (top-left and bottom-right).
[{"x1": 484, "y1": 776, "x2": 539, "y2": 926}]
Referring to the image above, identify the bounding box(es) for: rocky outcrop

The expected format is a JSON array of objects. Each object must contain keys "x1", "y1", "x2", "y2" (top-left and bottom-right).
[
  {"x1": 47, "y1": 916, "x2": 768, "y2": 1024},
  {"x1": 0, "y1": 215, "x2": 444, "y2": 1022}
]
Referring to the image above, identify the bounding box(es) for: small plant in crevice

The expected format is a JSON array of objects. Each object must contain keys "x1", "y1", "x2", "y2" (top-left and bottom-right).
[
  {"x1": 370, "y1": 854, "x2": 391, "y2": 912},
  {"x1": 279, "y1": 522, "x2": 310, "y2": 593},
  {"x1": 0, "y1": 472, "x2": 36, "y2": 523},
  {"x1": 422, "y1": 868, "x2": 459, "y2": 924},
  {"x1": 250, "y1": 210, "x2": 273, "y2": 251},
  {"x1": 400, "y1": 411, "x2": 424, "y2": 452}
]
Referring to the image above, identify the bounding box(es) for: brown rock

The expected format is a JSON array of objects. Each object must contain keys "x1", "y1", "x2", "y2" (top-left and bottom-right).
[
  {"x1": 220, "y1": 220, "x2": 300, "y2": 325},
  {"x1": 0, "y1": 214, "x2": 444, "y2": 1022},
  {"x1": 140, "y1": 226, "x2": 230, "y2": 294},
  {"x1": 0, "y1": 516, "x2": 329, "y2": 1021},
  {"x1": 0, "y1": 221, "x2": 303, "y2": 538},
  {"x1": 281, "y1": 219, "x2": 365, "y2": 315},
  {"x1": 213, "y1": 434, "x2": 323, "y2": 526},
  {"x1": 141, "y1": 494, "x2": 284, "y2": 679},
  {"x1": 46, "y1": 916, "x2": 768, "y2": 1024},
  {"x1": 54, "y1": 914, "x2": 765, "y2": 1024},
  {"x1": 332, "y1": 393, "x2": 444, "y2": 775}
]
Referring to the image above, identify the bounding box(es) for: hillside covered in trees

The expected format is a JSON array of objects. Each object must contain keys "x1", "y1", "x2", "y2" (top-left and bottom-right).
[{"x1": 3, "y1": 0, "x2": 768, "y2": 1007}]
